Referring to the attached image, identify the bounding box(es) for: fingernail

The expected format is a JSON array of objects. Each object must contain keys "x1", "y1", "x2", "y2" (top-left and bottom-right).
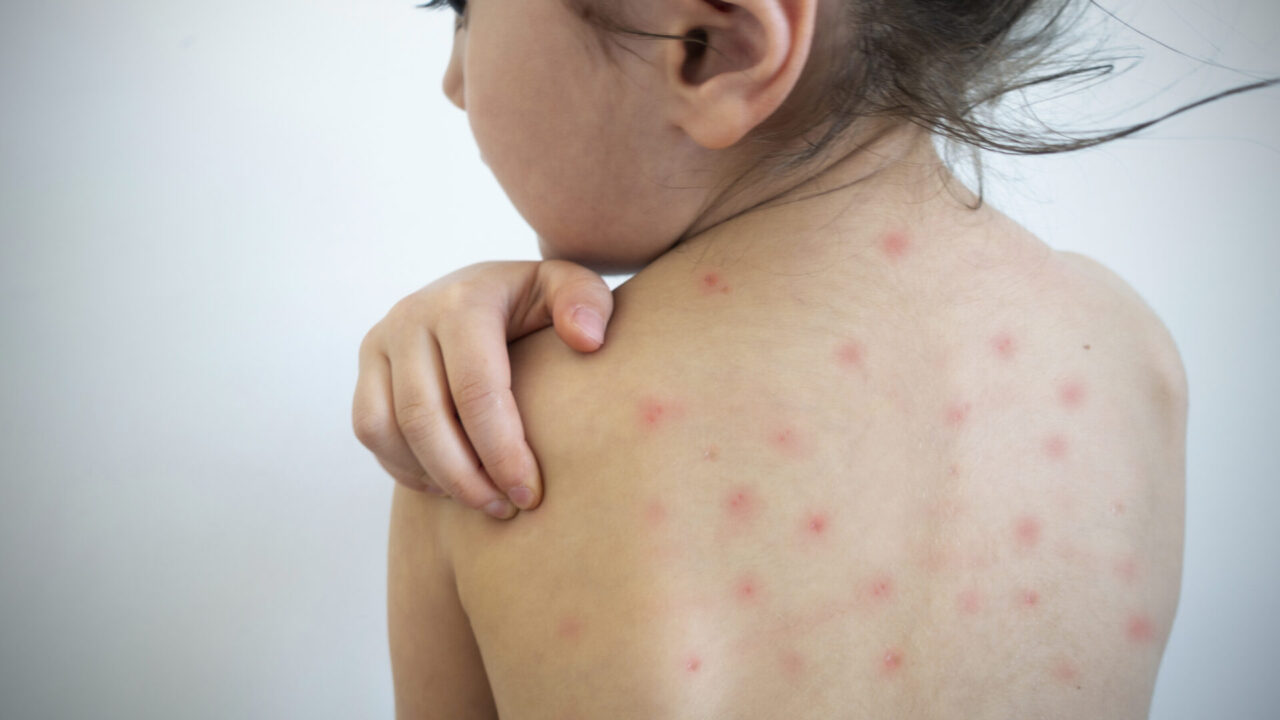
[
  {"x1": 572, "y1": 306, "x2": 605, "y2": 345},
  {"x1": 485, "y1": 498, "x2": 516, "y2": 519},
  {"x1": 509, "y1": 486, "x2": 535, "y2": 510}
]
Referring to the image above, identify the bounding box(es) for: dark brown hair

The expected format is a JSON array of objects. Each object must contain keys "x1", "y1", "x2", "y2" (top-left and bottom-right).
[{"x1": 564, "y1": 0, "x2": 1279, "y2": 212}]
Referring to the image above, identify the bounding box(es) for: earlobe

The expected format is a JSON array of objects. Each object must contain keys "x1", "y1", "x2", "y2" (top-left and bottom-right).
[{"x1": 667, "y1": 0, "x2": 817, "y2": 151}]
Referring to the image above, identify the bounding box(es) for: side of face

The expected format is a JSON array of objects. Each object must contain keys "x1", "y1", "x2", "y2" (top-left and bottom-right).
[{"x1": 442, "y1": 0, "x2": 820, "y2": 273}]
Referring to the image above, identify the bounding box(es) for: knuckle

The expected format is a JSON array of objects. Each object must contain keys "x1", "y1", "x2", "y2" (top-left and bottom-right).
[
  {"x1": 452, "y1": 373, "x2": 502, "y2": 416},
  {"x1": 394, "y1": 400, "x2": 441, "y2": 444},
  {"x1": 352, "y1": 408, "x2": 389, "y2": 448}
]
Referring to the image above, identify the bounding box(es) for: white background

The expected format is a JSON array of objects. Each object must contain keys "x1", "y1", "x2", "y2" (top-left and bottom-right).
[{"x1": 1, "y1": 1, "x2": 1276, "y2": 717}]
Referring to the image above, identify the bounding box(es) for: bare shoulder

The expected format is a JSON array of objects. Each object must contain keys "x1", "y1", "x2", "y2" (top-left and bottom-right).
[{"x1": 1051, "y1": 250, "x2": 1189, "y2": 414}]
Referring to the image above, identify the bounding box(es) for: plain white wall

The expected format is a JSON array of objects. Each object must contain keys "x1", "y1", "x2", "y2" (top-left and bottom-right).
[{"x1": 0, "y1": 1, "x2": 1276, "y2": 717}]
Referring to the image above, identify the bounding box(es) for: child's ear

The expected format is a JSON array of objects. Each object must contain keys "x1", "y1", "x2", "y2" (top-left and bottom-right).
[{"x1": 663, "y1": 0, "x2": 818, "y2": 150}]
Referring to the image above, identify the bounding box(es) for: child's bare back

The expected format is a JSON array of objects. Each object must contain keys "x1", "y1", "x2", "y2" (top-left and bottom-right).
[{"x1": 402, "y1": 200, "x2": 1187, "y2": 719}]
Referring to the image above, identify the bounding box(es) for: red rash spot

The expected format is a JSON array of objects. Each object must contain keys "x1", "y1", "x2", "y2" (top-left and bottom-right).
[
  {"x1": 685, "y1": 655, "x2": 702, "y2": 673},
  {"x1": 944, "y1": 401, "x2": 972, "y2": 426},
  {"x1": 1058, "y1": 379, "x2": 1087, "y2": 409},
  {"x1": 638, "y1": 396, "x2": 682, "y2": 430},
  {"x1": 780, "y1": 650, "x2": 805, "y2": 677},
  {"x1": 836, "y1": 341, "x2": 865, "y2": 369},
  {"x1": 881, "y1": 232, "x2": 910, "y2": 260},
  {"x1": 1126, "y1": 614, "x2": 1155, "y2": 644},
  {"x1": 880, "y1": 649, "x2": 905, "y2": 675},
  {"x1": 1111, "y1": 500, "x2": 1127, "y2": 516},
  {"x1": 1020, "y1": 589, "x2": 1041, "y2": 608},
  {"x1": 769, "y1": 426, "x2": 803, "y2": 457},
  {"x1": 557, "y1": 616, "x2": 584, "y2": 641},
  {"x1": 1115, "y1": 557, "x2": 1140, "y2": 584},
  {"x1": 735, "y1": 575, "x2": 761, "y2": 602},
  {"x1": 703, "y1": 444, "x2": 720, "y2": 461},
  {"x1": 867, "y1": 574, "x2": 895, "y2": 602},
  {"x1": 1043, "y1": 434, "x2": 1069, "y2": 460},
  {"x1": 724, "y1": 487, "x2": 759, "y2": 522},
  {"x1": 700, "y1": 271, "x2": 732, "y2": 295},
  {"x1": 1052, "y1": 659, "x2": 1081, "y2": 686},
  {"x1": 957, "y1": 588, "x2": 983, "y2": 615},
  {"x1": 805, "y1": 511, "x2": 829, "y2": 536},
  {"x1": 1015, "y1": 516, "x2": 1042, "y2": 548},
  {"x1": 644, "y1": 500, "x2": 667, "y2": 527},
  {"x1": 991, "y1": 332, "x2": 1017, "y2": 360}
]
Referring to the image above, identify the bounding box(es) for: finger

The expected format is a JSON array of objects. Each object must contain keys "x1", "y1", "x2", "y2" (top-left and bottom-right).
[
  {"x1": 436, "y1": 303, "x2": 543, "y2": 511},
  {"x1": 353, "y1": 332, "x2": 430, "y2": 493},
  {"x1": 537, "y1": 259, "x2": 615, "y2": 352},
  {"x1": 387, "y1": 328, "x2": 517, "y2": 519}
]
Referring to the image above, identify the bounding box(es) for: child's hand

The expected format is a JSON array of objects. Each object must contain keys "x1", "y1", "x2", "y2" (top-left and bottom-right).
[{"x1": 352, "y1": 260, "x2": 614, "y2": 519}]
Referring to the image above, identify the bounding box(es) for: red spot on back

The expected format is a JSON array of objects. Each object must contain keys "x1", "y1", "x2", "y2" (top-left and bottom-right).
[
  {"x1": 1058, "y1": 379, "x2": 1087, "y2": 409},
  {"x1": 685, "y1": 655, "x2": 702, "y2": 673},
  {"x1": 779, "y1": 650, "x2": 805, "y2": 678},
  {"x1": 991, "y1": 332, "x2": 1017, "y2": 359},
  {"x1": 836, "y1": 341, "x2": 865, "y2": 369},
  {"x1": 735, "y1": 575, "x2": 761, "y2": 602},
  {"x1": 944, "y1": 401, "x2": 972, "y2": 426},
  {"x1": 881, "y1": 232, "x2": 910, "y2": 260},
  {"x1": 1126, "y1": 614, "x2": 1155, "y2": 644},
  {"x1": 638, "y1": 396, "x2": 682, "y2": 430},
  {"x1": 1015, "y1": 516, "x2": 1042, "y2": 548},
  {"x1": 769, "y1": 426, "x2": 803, "y2": 456},
  {"x1": 1111, "y1": 500, "x2": 1127, "y2": 516},
  {"x1": 957, "y1": 588, "x2": 983, "y2": 615},
  {"x1": 1114, "y1": 557, "x2": 1140, "y2": 584},
  {"x1": 703, "y1": 444, "x2": 720, "y2": 461},
  {"x1": 880, "y1": 648, "x2": 904, "y2": 675},
  {"x1": 1052, "y1": 659, "x2": 1081, "y2": 686},
  {"x1": 1043, "y1": 434, "x2": 1069, "y2": 460},
  {"x1": 1020, "y1": 589, "x2": 1041, "y2": 608}
]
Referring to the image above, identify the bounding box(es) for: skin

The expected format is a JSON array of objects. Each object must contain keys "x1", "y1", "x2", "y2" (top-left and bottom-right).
[{"x1": 389, "y1": 0, "x2": 1189, "y2": 717}]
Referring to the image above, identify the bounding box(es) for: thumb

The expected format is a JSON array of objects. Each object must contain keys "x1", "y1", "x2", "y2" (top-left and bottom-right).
[{"x1": 537, "y1": 259, "x2": 615, "y2": 352}]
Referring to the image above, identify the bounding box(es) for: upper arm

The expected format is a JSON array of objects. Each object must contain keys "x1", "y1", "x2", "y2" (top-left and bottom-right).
[{"x1": 387, "y1": 485, "x2": 498, "y2": 720}]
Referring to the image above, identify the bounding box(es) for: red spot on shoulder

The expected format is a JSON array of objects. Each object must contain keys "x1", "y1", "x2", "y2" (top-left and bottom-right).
[
  {"x1": 769, "y1": 426, "x2": 804, "y2": 457},
  {"x1": 991, "y1": 332, "x2": 1017, "y2": 360},
  {"x1": 957, "y1": 588, "x2": 983, "y2": 615},
  {"x1": 836, "y1": 341, "x2": 865, "y2": 369},
  {"x1": 1020, "y1": 589, "x2": 1041, "y2": 608},
  {"x1": 700, "y1": 271, "x2": 732, "y2": 295},
  {"x1": 779, "y1": 649, "x2": 805, "y2": 678},
  {"x1": 1114, "y1": 556, "x2": 1140, "y2": 584},
  {"x1": 1015, "y1": 515, "x2": 1042, "y2": 548},
  {"x1": 1043, "y1": 434, "x2": 1069, "y2": 460},
  {"x1": 1058, "y1": 379, "x2": 1087, "y2": 409},
  {"x1": 1126, "y1": 614, "x2": 1155, "y2": 644},
  {"x1": 944, "y1": 401, "x2": 972, "y2": 427},
  {"x1": 880, "y1": 648, "x2": 905, "y2": 675},
  {"x1": 685, "y1": 655, "x2": 702, "y2": 673},
  {"x1": 881, "y1": 232, "x2": 910, "y2": 260},
  {"x1": 1052, "y1": 659, "x2": 1081, "y2": 686},
  {"x1": 703, "y1": 444, "x2": 720, "y2": 461},
  {"x1": 644, "y1": 500, "x2": 667, "y2": 527}
]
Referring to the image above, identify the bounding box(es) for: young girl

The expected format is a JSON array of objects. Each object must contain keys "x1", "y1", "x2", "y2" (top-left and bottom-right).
[{"x1": 353, "y1": 1, "x2": 1266, "y2": 716}]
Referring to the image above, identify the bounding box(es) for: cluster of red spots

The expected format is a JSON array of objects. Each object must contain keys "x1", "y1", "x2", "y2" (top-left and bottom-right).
[
  {"x1": 1043, "y1": 434, "x2": 1069, "y2": 460},
  {"x1": 880, "y1": 648, "x2": 905, "y2": 675},
  {"x1": 944, "y1": 401, "x2": 972, "y2": 427},
  {"x1": 1014, "y1": 515, "x2": 1042, "y2": 549},
  {"x1": 1058, "y1": 379, "x2": 1088, "y2": 409},
  {"x1": 805, "y1": 511, "x2": 829, "y2": 536},
  {"x1": 557, "y1": 616, "x2": 584, "y2": 641},
  {"x1": 991, "y1": 332, "x2": 1017, "y2": 360},
  {"x1": 638, "y1": 396, "x2": 682, "y2": 430},
  {"x1": 957, "y1": 588, "x2": 984, "y2": 615},
  {"x1": 1126, "y1": 614, "x2": 1155, "y2": 644},
  {"x1": 700, "y1": 271, "x2": 732, "y2": 295},
  {"x1": 881, "y1": 231, "x2": 910, "y2": 260},
  {"x1": 836, "y1": 341, "x2": 865, "y2": 370},
  {"x1": 685, "y1": 655, "x2": 703, "y2": 673},
  {"x1": 1019, "y1": 589, "x2": 1041, "y2": 608},
  {"x1": 724, "y1": 487, "x2": 759, "y2": 522}
]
